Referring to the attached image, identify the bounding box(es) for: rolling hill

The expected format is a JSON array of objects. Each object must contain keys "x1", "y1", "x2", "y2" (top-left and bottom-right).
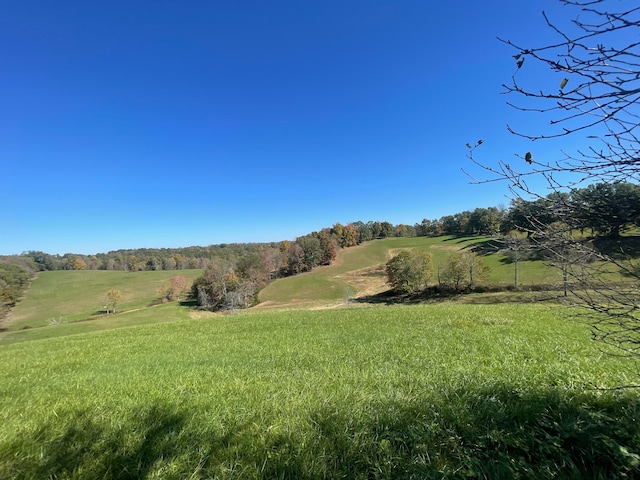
[
  {"x1": 1, "y1": 236, "x2": 638, "y2": 478},
  {"x1": 1, "y1": 236, "x2": 561, "y2": 345}
]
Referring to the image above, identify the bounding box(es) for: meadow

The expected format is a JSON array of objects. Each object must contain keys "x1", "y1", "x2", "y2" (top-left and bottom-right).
[
  {"x1": 5, "y1": 269, "x2": 202, "y2": 331},
  {"x1": 2, "y1": 304, "x2": 639, "y2": 479},
  {"x1": 1, "y1": 236, "x2": 639, "y2": 478},
  {"x1": 259, "y1": 236, "x2": 560, "y2": 309}
]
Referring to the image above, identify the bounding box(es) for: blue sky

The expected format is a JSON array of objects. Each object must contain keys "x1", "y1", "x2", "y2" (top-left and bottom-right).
[{"x1": 2, "y1": 0, "x2": 580, "y2": 255}]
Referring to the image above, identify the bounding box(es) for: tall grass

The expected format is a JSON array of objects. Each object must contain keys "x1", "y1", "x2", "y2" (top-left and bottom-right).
[{"x1": 1, "y1": 304, "x2": 638, "y2": 479}]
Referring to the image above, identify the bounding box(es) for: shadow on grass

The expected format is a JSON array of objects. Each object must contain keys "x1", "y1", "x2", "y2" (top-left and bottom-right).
[
  {"x1": 353, "y1": 289, "x2": 460, "y2": 306},
  {"x1": 594, "y1": 235, "x2": 640, "y2": 259},
  {"x1": 353, "y1": 286, "x2": 560, "y2": 306},
  {"x1": 179, "y1": 298, "x2": 198, "y2": 308},
  {"x1": 308, "y1": 385, "x2": 640, "y2": 479},
  {"x1": 1, "y1": 405, "x2": 187, "y2": 480},
  {"x1": 2, "y1": 388, "x2": 638, "y2": 479},
  {"x1": 0, "y1": 403, "x2": 247, "y2": 480}
]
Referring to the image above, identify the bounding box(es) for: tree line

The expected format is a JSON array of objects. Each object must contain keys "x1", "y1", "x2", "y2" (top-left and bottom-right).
[
  {"x1": 0, "y1": 256, "x2": 38, "y2": 321},
  {"x1": 2, "y1": 180, "x2": 640, "y2": 316},
  {"x1": 10, "y1": 181, "x2": 639, "y2": 276}
]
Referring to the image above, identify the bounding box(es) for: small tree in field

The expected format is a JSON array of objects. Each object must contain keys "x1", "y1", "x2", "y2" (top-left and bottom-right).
[
  {"x1": 104, "y1": 289, "x2": 122, "y2": 314},
  {"x1": 158, "y1": 275, "x2": 189, "y2": 302},
  {"x1": 440, "y1": 251, "x2": 490, "y2": 292},
  {"x1": 386, "y1": 250, "x2": 433, "y2": 294},
  {"x1": 497, "y1": 232, "x2": 534, "y2": 289}
]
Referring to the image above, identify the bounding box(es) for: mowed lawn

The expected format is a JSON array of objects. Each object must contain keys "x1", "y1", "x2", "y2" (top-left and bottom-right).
[{"x1": 1, "y1": 303, "x2": 638, "y2": 479}]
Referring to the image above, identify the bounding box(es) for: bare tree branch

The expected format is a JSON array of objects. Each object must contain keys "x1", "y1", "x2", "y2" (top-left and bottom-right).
[{"x1": 469, "y1": 0, "x2": 640, "y2": 380}]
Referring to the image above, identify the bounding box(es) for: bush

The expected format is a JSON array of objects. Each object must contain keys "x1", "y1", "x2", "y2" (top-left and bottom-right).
[
  {"x1": 386, "y1": 250, "x2": 433, "y2": 294},
  {"x1": 439, "y1": 251, "x2": 489, "y2": 292}
]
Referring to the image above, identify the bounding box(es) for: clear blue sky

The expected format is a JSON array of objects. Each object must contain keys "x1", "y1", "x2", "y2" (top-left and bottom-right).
[{"x1": 2, "y1": 0, "x2": 577, "y2": 255}]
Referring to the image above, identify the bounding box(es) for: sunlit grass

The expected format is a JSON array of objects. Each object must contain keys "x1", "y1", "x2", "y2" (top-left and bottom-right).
[
  {"x1": 1, "y1": 304, "x2": 638, "y2": 479},
  {"x1": 260, "y1": 236, "x2": 562, "y2": 307},
  {"x1": 6, "y1": 269, "x2": 201, "y2": 330},
  {"x1": 0, "y1": 302, "x2": 194, "y2": 346}
]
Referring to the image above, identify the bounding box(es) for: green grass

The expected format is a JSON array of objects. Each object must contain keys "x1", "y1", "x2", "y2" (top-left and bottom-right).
[
  {"x1": 0, "y1": 235, "x2": 616, "y2": 344},
  {"x1": 2, "y1": 236, "x2": 565, "y2": 334},
  {"x1": 5, "y1": 269, "x2": 202, "y2": 330},
  {"x1": 259, "y1": 236, "x2": 560, "y2": 308},
  {"x1": 1, "y1": 237, "x2": 638, "y2": 478},
  {"x1": 1, "y1": 303, "x2": 638, "y2": 479},
  {"x1": 0, "y1": 302, "x2": 195, "y2": 346}
]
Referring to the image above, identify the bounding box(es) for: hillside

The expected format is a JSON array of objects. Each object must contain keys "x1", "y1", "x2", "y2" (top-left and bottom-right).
[
  {"x1": 4, "y1": 269, "x2": 202, "y2": 331},
  {"x1": 1, "y1": 237, "x2": 639, "y2": 477},
  {"x1": 1, "y1": 304, "x2": 637, "y2": 478},
  {"x1": 258, "y1": 236, "x2": 559, "y2": 309},
  {"x1": 1, "y1": 236, "x2": 566, "y2": 345}
]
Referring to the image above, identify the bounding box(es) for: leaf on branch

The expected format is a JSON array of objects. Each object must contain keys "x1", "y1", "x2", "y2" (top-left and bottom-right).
[
  {"x1": 560, "y1": 78, "x2": 568, "y2": 90},
  {"x1": 516, "y1": 57, "x2": 525, "y2": 69},
  {"x1": 477, "y1": 139, "x2": 483, "y2": 145}
]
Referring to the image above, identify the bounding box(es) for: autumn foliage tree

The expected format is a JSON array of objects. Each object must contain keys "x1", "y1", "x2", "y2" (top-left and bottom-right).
[
  {"x1": 191, "y1": 262, "x2": 238, "y2": 310},
  {"x1": 191, "y1": 260, "x2": 258, "y2": 312},
  {"x1": 158, "y1": 275, "x2": 189, "y2": 302},
  {"x1": 104, "y1": 289, "x2": 122, "y2": 314},
  {"x1": 67, "y1": 256, "x2": 87, "y2": 270},
  {"x1": 318, "y1": 229, "x2": 339, "y2": 265}
]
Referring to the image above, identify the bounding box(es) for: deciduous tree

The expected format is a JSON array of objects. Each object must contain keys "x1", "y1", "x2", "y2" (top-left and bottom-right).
[
  {"x1": 440, "y1": 252, "x2": 489, "y2": 292},
  {"x1": 66, "y1": 256, "x2": 87, "y2": 270},
  {"x1": 191, "y1": 261, "x2": 238, "y2": 310},
  {"x1": 386, "y1": 250, "x2": 433, "y2": 294},
  {"x1": 158, "y1": 275, "x2": 189, "y2": 302},
  {"x1": 104, "y1": 289, "x2": 122, "y2": 314}
]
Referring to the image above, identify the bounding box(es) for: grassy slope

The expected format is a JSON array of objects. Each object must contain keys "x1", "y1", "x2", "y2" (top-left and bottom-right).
[
  {"x1": 0, "y1": 302, "x2": 195, "y2": 346},
  {"x1": 259, "y1": 236, "x2": 559, "y2": 308},
  {"x1": 1, "y1": 304, "x2": 638, "y2": 479},
  {"x1": 5, "y1": 269, "x2": 202, "y2": 330},
  {"x1": 1, "y1": 236, "x2": 561, "y2": 344},
  {"x1": 0, "y1": 238, "x2": 638, "y2": 477}
]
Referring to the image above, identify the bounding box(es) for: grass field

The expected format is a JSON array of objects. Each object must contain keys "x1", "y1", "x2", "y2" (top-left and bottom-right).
[
  {"x1": 1, "y1": 304, "x2": 638, "y2": 479},
  {"x1": 1, "y1": 236, "x2": 639, "y2": 478},
  {"x1": 258, "y1": 236, "x2": 560, "y2": 309},
  {"x1": 1, "y1": 236, "x2": 562, "y2": 344},
  {"x1": 4, "y1": 269, "x2": 202, "y2": 330}
]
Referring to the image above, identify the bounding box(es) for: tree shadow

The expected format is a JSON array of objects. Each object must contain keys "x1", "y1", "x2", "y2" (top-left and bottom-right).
[
  {"x1": 308, "y1": 385, "x2": 640, "y2": 479},
  {"x1": 439, "y1": 235, "x2": 502, "y2": 256},
  {"x1": 179, "y1": 298, "x2": 198, "y2": 308},
  {"x1": 2, "y1": 387, "x2": 639, "y2": 479},
  {"x1": 467, "y1": 238, "x2": 502, "y2": 256},
  {"x1": 352, "y1": 285, "x2": 553, "y2": 306},
  {"x1": 593, "y1": 235, "x2": 640, "y2": 260},
  {"x1": 1, "y1": 403, "x2": 249, "y2": 480},
  {"x1": 2, "y1": 404, "x2": 185, "y2": 479},
  {"x1": 353, "y1": 288, "x2": 462, "y2": 306}
]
